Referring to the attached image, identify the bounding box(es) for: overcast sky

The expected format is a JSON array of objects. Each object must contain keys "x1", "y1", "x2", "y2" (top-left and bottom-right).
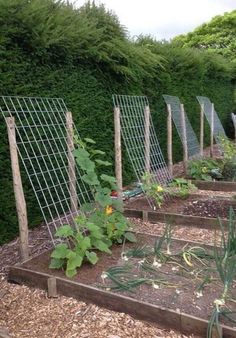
[{"x1": 71, "y1": 0, "x2": 236, "y2": 40}]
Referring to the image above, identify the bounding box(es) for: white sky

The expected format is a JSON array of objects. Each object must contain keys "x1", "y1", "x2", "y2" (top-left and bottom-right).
[{"x1": 71, "y1": 0, "x2": 236, "y2": 40}]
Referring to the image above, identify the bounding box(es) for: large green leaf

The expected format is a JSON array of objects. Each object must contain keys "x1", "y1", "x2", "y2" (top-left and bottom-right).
[
  {"x1": 80, "y1": 202, "x2": 95, "y2": 213},
  {"x1": 55, "y1": 224, "x2": 74, "y2": 238},
  {"x1": 51, "y1": 243, "x2": 69, "y2": 259},
  {"x1": 101, "y1": 174, "x2": 116, "y2": 183},
  {"x1": 85, "y1": 251, "x2": 98, "y2": 264},
  {"x1": 95, "y1": 191, "x2": 112, "y2": 207},
  {"x1": 79, "y1": 236, "x2": 91, "y2": 252},
  {"x1": 49, "y1": 258, "x2": 64, "y2": 269},
  {"x1": 67, "y1": 253, "x2": 83, "y2": 270},
  {"x1": 91, "y1": 149, "x2": 105, "y2": 156},
  {"x1": 95, "y1": 159, "x2": 111, "y2": 166},
  {"x1": 76, "y1": 156, "x2": 95, "y2": 172},
  {"x1": 124, "y1": 232, "x2": 137, "y2": 243},
  {"x1": 82, "y1": 172, "x2": 99, "y2": 185},
  {"x1": 73, "y1": 148, "x2": 90, "y2": 159},
  {"x1": 93, "y1": 239, "x2": 112, "y2": 253},
  {"x1": 84, "y1": 137, "x2": 96, "y2": 144},
  {"x1": 66, "y1": 269, "x2": 77, "y2": 278}
]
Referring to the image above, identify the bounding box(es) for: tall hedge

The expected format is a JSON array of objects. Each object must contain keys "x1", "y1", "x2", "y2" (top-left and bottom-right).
[{"x1": 0, "y1": 0, "x2": 235, "y2": 243}]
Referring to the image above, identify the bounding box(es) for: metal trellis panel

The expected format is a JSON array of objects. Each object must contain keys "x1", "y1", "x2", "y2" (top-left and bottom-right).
[
  {"x1": 196, "y1": 96, "x2": 226, "y2": 143},
  {"x1": 0, "y1": 96, "x2": 93, "y2": 244},
  {"x1": 163, "y1": 95, "x2": 200, "y2": 158},
  {"x1": 113, "y1": 94, "x2": 171, "y2": 209}
]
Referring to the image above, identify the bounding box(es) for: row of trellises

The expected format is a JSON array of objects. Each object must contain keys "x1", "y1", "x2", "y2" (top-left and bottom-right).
[{"x1": 0, "y1": 0, "x2": 235, "y2": 244}]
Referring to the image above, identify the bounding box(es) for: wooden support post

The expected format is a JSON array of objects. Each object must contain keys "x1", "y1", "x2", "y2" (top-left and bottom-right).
[
  {"x1": 66, "y1": 112, "x2": 78, "y2": 214},
  {"x1": 142, "y1": 211, "x2": 148, "y2": 223},
  {"x1": 114, "y1": 107, "x2": 123, "y2": 205},
  {"x1": 210, "y1": 103, "x2": 214, "y2": 158},
  {"x1": 167, "y1": 103, "x2": 173, "y2": 176},
  {"x1": 6, "y1": 117, "x2": 29, "y2": 261},
  {"x1": 144, "y1": 106, "x2": 151, "y2": 174},
  {"x1": 200, "y1": 103, "x2": 204, "y2": 157},
  {"x1": 180, "y1": 104, "x2": 188, "y2": 174},
  {"x1": 47, "y1": 277, "x2": 58, "y2": 298}
]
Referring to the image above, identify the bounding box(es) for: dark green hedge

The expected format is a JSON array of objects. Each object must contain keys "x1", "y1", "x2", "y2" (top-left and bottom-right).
[{"x1": 0, "y1": 0, "x2": 235, "y2": 243}]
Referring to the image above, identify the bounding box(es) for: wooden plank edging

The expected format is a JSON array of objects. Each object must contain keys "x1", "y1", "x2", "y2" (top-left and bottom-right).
[
  {"x1": 124, "y1": 209, "x2": 228, "y2": 229},
  {"x1": 8, "y1": 266, "x2": 236, "y2": 337},
  {"x1": 194, "y1": 180, "x2": 236, "y2": 192}
]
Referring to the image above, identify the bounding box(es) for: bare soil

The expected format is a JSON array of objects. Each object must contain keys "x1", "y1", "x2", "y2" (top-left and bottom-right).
[{"x1": 125, "y1": 194, "x2": 236, "y2": 219}]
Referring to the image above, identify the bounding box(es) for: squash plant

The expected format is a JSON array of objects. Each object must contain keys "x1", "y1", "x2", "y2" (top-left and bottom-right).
[{"x1": 50, "y1": 138, "x2": 136, "y2": 277}]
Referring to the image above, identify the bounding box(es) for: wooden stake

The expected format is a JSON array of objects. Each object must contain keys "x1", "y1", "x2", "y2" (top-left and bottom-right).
[
  {"x1": 66, "y1": 112, "x2": 78, "y2": 214},
  {"x1": 6, "y1": 117, "x2": 29, "y2": 261},
  {"x1": 210, "y1": 103, "x2": 214, "y2": 158},
  {"x1": 167, "y1": 103, "x2": 173, "y2": 176},
  {"x1": 47, "y1": 277, "x2": 58, "y2": 298},
  {"x1": 200, "y1": 103, "x2": 204, "y2": 157},
  {"x1": 180, "y1": 104, "x2": 188, "y2": 174},
  {"x1": 144, "y1": 106, "x2": 151, "y2": 174},
  {"x1": 114, "y1": 107, "x2": 123, "y2": 205}
]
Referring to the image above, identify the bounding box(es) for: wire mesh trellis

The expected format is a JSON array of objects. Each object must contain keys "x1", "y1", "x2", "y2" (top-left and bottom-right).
[
  {"x1": 231, "y1": 113, "x2": 236, "y2": 139},
  {"x1": 112, "y1": 94, "x2": 171, "y2": 209},
  {"x1": 163, "y1": 95, "x2": 200, "y2": 158},
  {"x1": 196, "y1": 96, "x2": 226, "y2": 143},
  {"x1": 0, "y1": 96, "x2": 93, "y2": 244}
]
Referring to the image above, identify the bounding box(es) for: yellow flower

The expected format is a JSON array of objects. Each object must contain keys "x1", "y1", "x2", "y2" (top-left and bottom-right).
[
  {"x1": 201, "y1": 166, "x2": 208, "y2": 173},
  {"x1": 156, "y1": 185, "x2": 163, "y2": 193},
  {"x1": 105, "y1": 205, "x2": 113, "y2": 215}
]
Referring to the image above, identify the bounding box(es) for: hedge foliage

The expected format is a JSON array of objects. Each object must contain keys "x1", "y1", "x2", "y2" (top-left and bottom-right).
[{"x1": 0, "y1": 0, "x2": 235, "y2": 243}]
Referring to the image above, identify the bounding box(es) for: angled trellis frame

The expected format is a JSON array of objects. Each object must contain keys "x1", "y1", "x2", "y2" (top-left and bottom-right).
[
  {"x1": 231, "y1": 113, "x2": 236, "y2": 143},
  {"x1": 112, "y1": 94, "x2": 171, "y2": 210},
  {"x1": 163, "y1": 95, "x2": 200, "y2": 174},
  {"x1": 0, "y1": 96, "x2": 93, "y2": 250},
  {"x1": 196, "y1": 96, "x2": 226, "y2": 157}
]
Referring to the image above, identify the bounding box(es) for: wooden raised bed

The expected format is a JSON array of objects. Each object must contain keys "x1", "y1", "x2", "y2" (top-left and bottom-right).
[
  {"x1": 193, "y1": 180, "x2": 236, "y2": 192},
  {"x1": 8, "y1": 234, "x2": 236, "y2": 338},
  {"x1": 124, "y1": 208, "x2": 228, "y2": 229},
  {"x1": 124, "y1": 193, "x2": 236, "y2": 229}
]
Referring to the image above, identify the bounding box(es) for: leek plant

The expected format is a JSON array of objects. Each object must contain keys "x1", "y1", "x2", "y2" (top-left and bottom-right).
[{"x1": 207, "y1": 208, "x2": 236, "y2": 337}]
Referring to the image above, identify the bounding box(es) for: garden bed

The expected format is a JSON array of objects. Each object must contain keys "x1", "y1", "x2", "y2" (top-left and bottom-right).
[
  {"x1": 124, "y1": 194, "x2": 236, "y2": 229},
  {"x1": 8, "y1": 233, "x2": 236, "y2": 337},
  {"x1": 193, "y1": 180, "x2": 236, "y2": 192}
]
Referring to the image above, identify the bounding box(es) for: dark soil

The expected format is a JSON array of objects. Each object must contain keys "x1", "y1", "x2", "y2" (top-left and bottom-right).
[
  {"x1": 125, "y1": 195, "x2": 236, "y2": 218},
  {"x1": 22, "y1": 233, "x2": 236, "y2": 328}
]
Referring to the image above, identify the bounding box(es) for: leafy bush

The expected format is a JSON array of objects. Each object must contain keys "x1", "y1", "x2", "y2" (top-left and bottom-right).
[
  {"x1": 187, "y1": 158, "x2": 223, "y2": 181},
  {"x1": 166, "y1": 178, "x2": 197, "y2": 198}
]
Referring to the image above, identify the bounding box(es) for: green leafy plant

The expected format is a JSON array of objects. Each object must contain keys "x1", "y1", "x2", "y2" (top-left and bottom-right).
[
  {"x1": 166, "y1": 178, "x2": 197, "y2": 198},
  {"x1": 219, "y1": 135, "x2": 236, "y2": 162},
  {"x1": 50, "y1": 223, "x2": 111, "y2": 277},
  {"x1": 207, "y1": 208, "x2": 236, "y2": 336},
  {"x1": 141, "y1": 172, "x2": 164, "y2": 208},
  {"x1": 73, "y1": 138, "x2": 136, "y2": 244},
  {"x1": 50, "y1": 138, "x2": 136, "y2": 277},
  {"x1": 187, "y1": 158, "x2": 223, "y2": 181}
]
